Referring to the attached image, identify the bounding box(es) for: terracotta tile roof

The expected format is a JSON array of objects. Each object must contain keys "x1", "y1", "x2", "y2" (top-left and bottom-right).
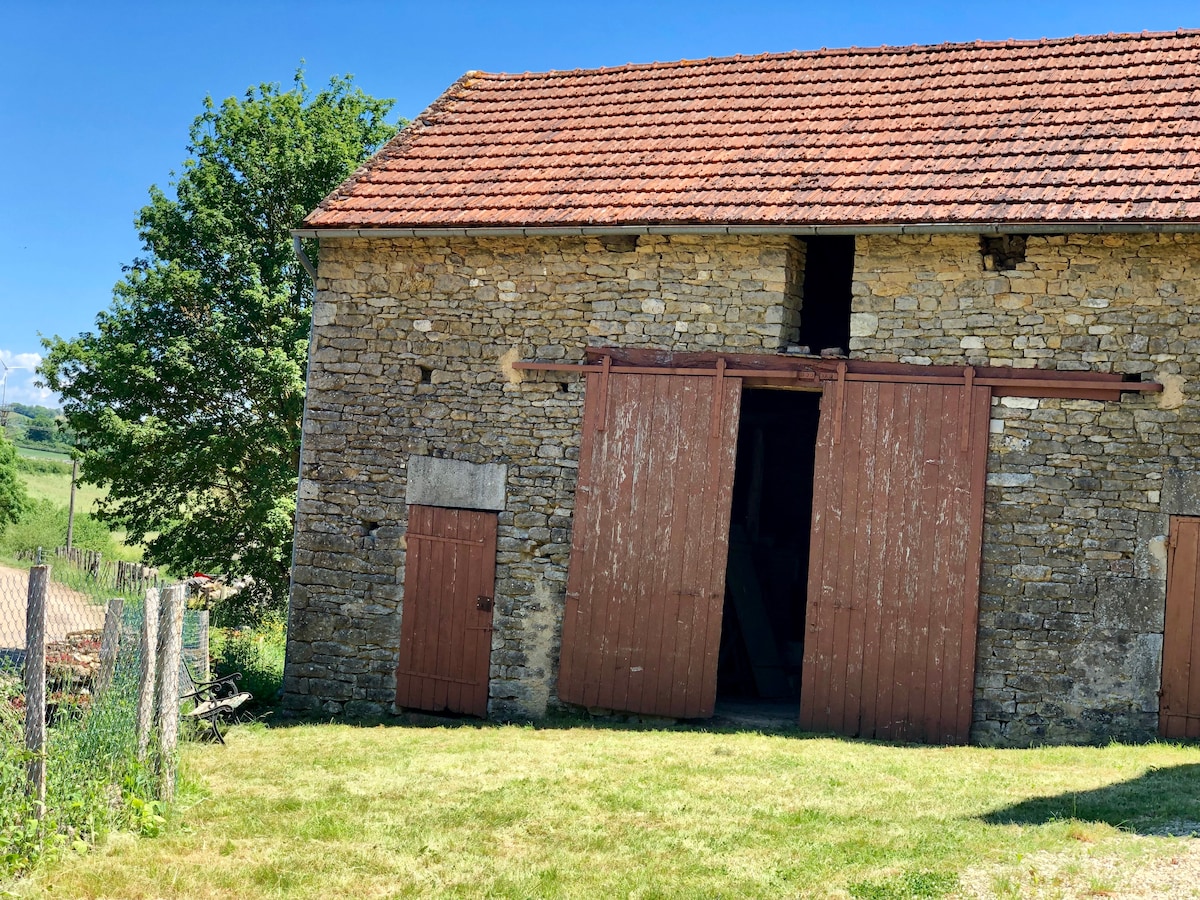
[{"x1": 304, "y1": 31, "x2": 1200, "y2": 230}]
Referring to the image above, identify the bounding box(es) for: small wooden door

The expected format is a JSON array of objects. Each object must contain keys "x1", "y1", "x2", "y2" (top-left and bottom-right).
[
  {"x1": 557, "y1": 370, "x2": 742, "y2": 718},
  {"x1": 1161, "y1": 516, "x2": 1200, "y2": 739},
  {"x1": 800, "y1": 378, "x2": 991, "y2": 744},
  {"x1": 395, "y1": 505, "x2": 498, "y2": 717}
]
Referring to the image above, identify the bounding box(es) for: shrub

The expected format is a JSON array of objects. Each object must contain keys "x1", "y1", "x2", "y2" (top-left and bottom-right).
[
  {"x1": 210, "y1": 621, "x2": 286, "y2": 712},
  {"x1": 14, "y1": 456, "x2": 72, "y2": 477},
  {"x1": 0, "y1": 437, "x2": 27, "y2": 532},
  {"x1": 0, "y1": 499, "x2": 115, "y2": 557}
]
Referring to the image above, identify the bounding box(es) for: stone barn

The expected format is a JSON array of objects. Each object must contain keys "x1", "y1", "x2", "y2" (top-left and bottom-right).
[{"x1": 283, "y1": 31, "x2": 1200, "y2": 746}]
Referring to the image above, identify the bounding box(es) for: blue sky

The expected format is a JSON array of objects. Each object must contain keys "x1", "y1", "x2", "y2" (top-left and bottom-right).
[{"x1": 2, "y1": 0, "x2": 1198, "y2": 407}]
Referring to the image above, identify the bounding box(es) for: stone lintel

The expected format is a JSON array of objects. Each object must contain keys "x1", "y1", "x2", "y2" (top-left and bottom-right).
[{"x1": 406, "y1": 455, "x2": 507, "y2": 512}]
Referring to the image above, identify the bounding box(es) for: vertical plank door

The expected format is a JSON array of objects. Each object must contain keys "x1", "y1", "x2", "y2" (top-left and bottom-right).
[
  {"x1": 1161, "y1": 516, "x2": 1200, "y2": 739},
  {"x1": 395, "y1": 505, "x2": 498, "y2": 717},
  {"x1": 557, "y1": 371, "x2": 742, "y2": 718},
  {"x1": 800, "y1": 378, "x2": 991, "y2": 744}
]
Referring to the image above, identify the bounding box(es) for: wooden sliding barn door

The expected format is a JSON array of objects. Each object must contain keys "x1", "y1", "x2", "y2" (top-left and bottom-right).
[
  {"x1": 558, "y1": 370, "x2": 742, "y2": 718},
  {"x1": 800, "y1": 377, "x2": 991, "y2": 744},
  {"x1": 1161, "y1": 516, "x2": 1200, "y2": 739},
  {"x1": 395, "y1": 505, "x2": 498, "y2": 717}
]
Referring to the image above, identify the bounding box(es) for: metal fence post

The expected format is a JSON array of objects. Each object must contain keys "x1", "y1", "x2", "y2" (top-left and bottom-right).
[
  {"x1": 24, "y1": 565, "x2": 49, "y2": 819},
  {"x1": 136, "y1": 587, "x2": 159, "y2": 761},
  {"x1": 197, "y1": 609, "x2": 210, "y2": 682},
  {"x1": 155, "y1": 584, "x2": 185, "y2": 801}
]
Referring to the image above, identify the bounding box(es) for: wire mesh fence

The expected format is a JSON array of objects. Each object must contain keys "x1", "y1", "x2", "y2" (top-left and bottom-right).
[{"x1": 0, "y1": 554, "x2": 206, "y2": 876}]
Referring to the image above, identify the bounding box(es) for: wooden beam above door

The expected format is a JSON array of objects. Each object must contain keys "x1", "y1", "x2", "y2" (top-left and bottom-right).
[{"x1": 510, "y1": 347, "x2": 1162, "y2": 402}]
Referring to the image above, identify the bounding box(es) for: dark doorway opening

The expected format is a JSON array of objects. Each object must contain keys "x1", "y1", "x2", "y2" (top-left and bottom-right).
[
  {"x1": 716, "y1": 389, "x2": 821, "y2": 721},
  {"x1": 798, "y1": 235, "x2": 855, "y2": 355}
]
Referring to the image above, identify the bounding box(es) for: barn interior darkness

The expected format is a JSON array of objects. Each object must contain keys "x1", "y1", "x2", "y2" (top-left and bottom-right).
[
  {"x1": 717, "y1": 389, "x2": 821, "y2": 708},
  {"x1": 797, "y1": 235, "x2": 855, "y2": 353}
]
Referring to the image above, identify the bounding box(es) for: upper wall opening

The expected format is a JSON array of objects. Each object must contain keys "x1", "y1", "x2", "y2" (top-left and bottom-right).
[
  {"x1": 980, "y1": 234, "x2": 1027, "y2": 271},
  {"x1": 797, "y1": 235, "x2": 855, "y2": 354}
]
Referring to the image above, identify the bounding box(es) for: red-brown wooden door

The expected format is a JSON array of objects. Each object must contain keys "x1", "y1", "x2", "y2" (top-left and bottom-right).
[
  {"x1": 395, "y1": 505, "x2": 498, "y2": 717},
  {"x1": 800, "y1": 378, "x2": 991, "y2": 744},
  {"x1": 557, "y1": 371, "x2": 742, "y2": 718},
  {"x1": 1161, "y1": 516, "x2": 1200, "y2": 739}
]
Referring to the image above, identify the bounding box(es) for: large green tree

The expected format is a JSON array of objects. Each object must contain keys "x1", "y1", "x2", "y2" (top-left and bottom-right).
[{"x1": 41, "y1": 73, "x2": 398, "y2": 621}]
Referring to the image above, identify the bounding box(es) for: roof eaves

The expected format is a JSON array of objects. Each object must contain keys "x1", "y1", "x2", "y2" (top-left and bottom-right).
[{"x1": 293, "y1": 219, "x2": 1200, "y2": 240}]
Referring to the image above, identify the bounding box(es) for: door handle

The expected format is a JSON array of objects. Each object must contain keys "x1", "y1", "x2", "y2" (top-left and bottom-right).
[{"x1": 477, "y1": 596, "x2": 493, "y2": 612}]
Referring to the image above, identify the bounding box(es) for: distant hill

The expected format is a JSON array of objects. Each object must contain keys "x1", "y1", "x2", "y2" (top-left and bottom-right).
[
  {"x1": 1, "y1": 408, "x2": 31, "y2": 442},
  {"x1": 2, "y1": 401, "x2": 73, "y2": 452},
  {"x1": 9, "y1": 402, "x2": 62, "y2": 420}
]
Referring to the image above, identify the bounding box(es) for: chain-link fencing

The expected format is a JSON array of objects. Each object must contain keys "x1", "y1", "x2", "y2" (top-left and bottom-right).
[{"x1": 0, "y1": 554, "x2": 206, "y2": 877}]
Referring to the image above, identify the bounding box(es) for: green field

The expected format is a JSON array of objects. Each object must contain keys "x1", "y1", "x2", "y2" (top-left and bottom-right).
[
  {"x1": 14, "y1": 445, "x2": 71, "y2": 462},
  {"x1": 16, "y1": 457, "x2": 106, "y2": 513},
  {"x1": 6, "y1": 448, "x2": 142, "y2": 561},
  {"x1": 15, "y1": 722, "x2": 1200, "y2": 899}
]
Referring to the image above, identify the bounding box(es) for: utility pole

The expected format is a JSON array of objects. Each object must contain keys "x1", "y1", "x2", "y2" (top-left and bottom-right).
[{"x1": 66, "y1": 457, "x2": 78, "y2": 551}]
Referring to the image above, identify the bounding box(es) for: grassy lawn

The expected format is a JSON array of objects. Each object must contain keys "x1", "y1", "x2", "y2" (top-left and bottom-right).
[{"x1": 12, "y1": 720, "x2": 1200, "y2": 899}]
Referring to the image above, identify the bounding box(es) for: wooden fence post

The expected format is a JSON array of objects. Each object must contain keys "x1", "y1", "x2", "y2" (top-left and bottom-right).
[
  {"x1": 96, "y1": 598, "x2": 125, "y2": 696},
  {"x1": 24, "y1": 565, "x2": 49, "y2": 819},
  {"x1": 155, "y1": 584, "x2": 185, "y2": 801},
  {"x1": 135, "y1": 587, "x2": 159, "y2": 761}
]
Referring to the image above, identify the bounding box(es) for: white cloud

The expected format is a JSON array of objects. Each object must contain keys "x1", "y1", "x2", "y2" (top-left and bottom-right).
[{"x1": 0, "y1": 350, "x2": 57, "y2": 409}]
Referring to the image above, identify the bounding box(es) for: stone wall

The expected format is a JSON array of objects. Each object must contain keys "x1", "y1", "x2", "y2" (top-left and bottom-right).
[
  {"x1": 851, "y1": 232, "x2": 1200, "y2": 744},
  {"x1": 288, "y1": 227, "x2": 1200, "y2": 744},
  {"x1": 284, "y1": 233, "x2": 804, "y2": 718}
]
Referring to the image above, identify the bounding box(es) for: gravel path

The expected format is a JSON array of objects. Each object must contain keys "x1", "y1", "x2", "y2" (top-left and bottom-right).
[{"x1": 0, "y1": 563, "x2": 106, "y2": 653}]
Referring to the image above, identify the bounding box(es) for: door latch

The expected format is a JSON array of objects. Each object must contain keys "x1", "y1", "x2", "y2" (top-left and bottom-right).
[{"x1": 476, "y1": 595, "x2": 494, "y2": 612}]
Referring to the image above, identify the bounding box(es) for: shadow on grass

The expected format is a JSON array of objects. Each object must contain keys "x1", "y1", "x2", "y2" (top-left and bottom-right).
[
  {"x1": 982, "y1": 762, "x2": 1200, "y2": 836},
  {"x1": 254, "y1": 705, "x2": 836, "y2": 740}
]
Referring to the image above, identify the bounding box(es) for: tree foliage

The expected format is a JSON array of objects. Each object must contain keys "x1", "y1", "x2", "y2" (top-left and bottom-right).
[
  {"x1": 24, "y1": 412, "x2": 60, "y2": 444},
  {"x1": 0, "y1": 436, "x2": 27, "y2": 532},
  {"x1": 41, "y1": 72, "x2": 398, "y2": 621}
]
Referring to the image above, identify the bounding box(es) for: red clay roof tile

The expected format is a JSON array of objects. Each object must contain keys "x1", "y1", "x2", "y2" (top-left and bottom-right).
[{"x1": 305, "y1": 31, "x2": 1200, "y2": 229}]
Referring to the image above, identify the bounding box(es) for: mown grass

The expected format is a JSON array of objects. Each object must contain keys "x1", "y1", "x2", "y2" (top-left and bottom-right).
[{"x1": 12, "y1": 722, "x2": 1200, "y2": 899}]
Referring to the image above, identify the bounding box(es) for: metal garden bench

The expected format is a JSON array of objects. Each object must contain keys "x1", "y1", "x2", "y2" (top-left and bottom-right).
[{"x1": 181, "y1": 664, "x2": 252, "y2": 744}]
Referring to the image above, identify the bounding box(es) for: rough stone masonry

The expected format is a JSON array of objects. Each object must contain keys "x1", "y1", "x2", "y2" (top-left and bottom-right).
[{"x1": 284, "y1": 230, "x2": 1198, "y2": 746}]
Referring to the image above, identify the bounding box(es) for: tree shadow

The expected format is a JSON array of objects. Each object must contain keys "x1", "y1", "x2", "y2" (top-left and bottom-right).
[{"x1": 982, "y1": 762, "x2": 1200, "y2": 836}]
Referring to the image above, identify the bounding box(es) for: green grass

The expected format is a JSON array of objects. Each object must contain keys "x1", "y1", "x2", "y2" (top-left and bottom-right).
[
  {"x1": 14, "y1": 445, "x2": 70, "y2": 461},
  {"x1": 17, "y1": 468, "x2": 106, "y2": 514},
  {"x1": 13, "y1": 451, "x2": 104, "y2": 514},
  {"x1": 5, "y1": 453, "x2": 145, "y2": 562},
  {"x1": 11, "y1": 723, "x2": 1200, "y2": 898}
]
